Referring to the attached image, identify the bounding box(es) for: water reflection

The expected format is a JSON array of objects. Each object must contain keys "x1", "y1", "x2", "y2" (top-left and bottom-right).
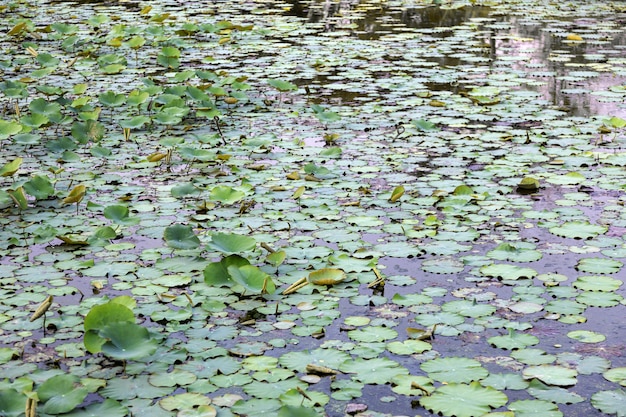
[{"x1": 286, "y1": 0, "x2": 626, "y2": 117}]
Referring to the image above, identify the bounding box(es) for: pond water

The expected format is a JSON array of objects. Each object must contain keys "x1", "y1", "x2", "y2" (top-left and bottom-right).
[{"x1": 1, "y1": 1, "x2": 626, "y2": 417}]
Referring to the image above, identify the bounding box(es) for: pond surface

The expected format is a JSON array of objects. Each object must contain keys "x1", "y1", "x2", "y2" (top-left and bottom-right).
[{"x1": 1, "y1": 1, "x2": 626, "y2": 416}]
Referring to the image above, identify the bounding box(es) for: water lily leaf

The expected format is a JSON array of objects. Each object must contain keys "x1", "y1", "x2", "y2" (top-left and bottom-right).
[
  {"x1": 38, "y1": 374, "x2": 88, "y2": 414},
  {"x1": 164, "y1": 224, "x2": 200, "y2": 250},
  {"x1": 412, "y1": 119, "x2": 439, "y2": 132},
  {"x1": 244, "y1": 378, "x2": 307, "y2": 399},
  {"x1": 61, "y1": 184, "x2": 86, "y2": 205},
  {"x1": 545, "y1": 172, "x2": 585, "y2": 185},
  {"x1": 572, "y1": 275, "x2": 622, "y2": 292},
  {"x1": 99, "y1": 321, "x2": 158, "y2": 360},
  {"x1": 576, "y1": 291, "x2": 622, "y2": 307},
  {"x1": 487, "y1": 242, "x2": 542, "y2": 262},
  {"x1": 207, "y1": 233, "x2": 256, "y2": 253},
  {"x1": 549, "y1": 222, "x2": 607, "y2": 239},
  {"x1": 522, "y1": 365, "x2": 577, "y2": 386},
  {"x1": 480, "y1": 373, "x2": 529, "y2": 390},
  {"x1": 508, "y1": 399, "x2": 563, "y2": 417},
  {"x1": 227, "y1": 264, "x2": 276, "y2": 294},
  {"x1": 0, "y1": 157, "x2": 22, "y2": 177},
  {"x1": 603, "y1": 367, "x2": 626, "y2": 386},
  {"x1": 348, "y1": 326, "x2": 398, "y2": 343},
  {"x1": 389, "y1": 185, "x2": 405, "y2": 202},
  {"x1": 510, "y1": 349, "x2": 556, "y2": 365},
  {"x1": 171, "y1": 183, "x2": 202, "y2": 198},
  {"x1": 277, "y1": 404, "x2": 322, "y2": 417},
  {"x1": 576, "y1": 258, "x2": 622, "y2": 274},
  {"x1": 62, "y1": 399, "x2": 128, "y2": 417},
  {"x1": 591, "y1": 389, "x2": 626, "y2": 416},
  {"x1": 441, "y1": 300, "x2": 496, "y2": 318},
  {"x1": 99, "y1": 375, "x2": 172, "y2": 401},
  {"x1": 204, "y1": 254, "x2": 250, "y2": 287},
  {"x1": 421, "y1": 357, "x2": 488, "y2": 383},
  {"x1": 231, "y1": 398, "x2": 281, "y2": 416},
  {"x1": 527, "y1": 379, "x2": 584, "y2": 404},
  {"x1": 0, "y1": 389, "x2": 26, "y2": 417},
  {"x1": 210, "y1": 185, "x2": 245, "y2": 204},
  {"x1": 420, "y1": 382, "x2": 508, "y2": 417},
  {"x1": 159, "y1": 393, "x2": 210, "y2": 411},
  {"x1": 0, "y1": 119, "x2": 22, "y2": 140},
  {"x1": 386, "y1": 339, "x2": 431, "y2": 355},
  {"x1": 488, "y1": 330, "x2": 539, "y2": 350},
  {"x1": 266, "y1": 250, "x2": 286, "y2": 267},
  {"x1": 279, "y1": 348, "x2": 350, "y2": 372},
  {"x1": 340, "y1": 357, "x2": 408, "y2": 384},
  {"x1": 104, "y1": 205, "x2": 140, "y2": 225},
  {"x1": 267, "y1": 79, "x2": 297, "y2": 92},
  {"x1": 308, "y1": 268, "x2": 346, "y2": 285},
  {"x1": 480, "y1": 264, "x2": 537, "y2": 281},
  {"x1": 517, "y1": 177, "x2": 539, "y2": 191}
]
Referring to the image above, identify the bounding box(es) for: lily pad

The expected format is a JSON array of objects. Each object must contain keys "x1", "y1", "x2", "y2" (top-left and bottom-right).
[{"x1": 420, "y1": 382, "x2": 508, "y2": 417}]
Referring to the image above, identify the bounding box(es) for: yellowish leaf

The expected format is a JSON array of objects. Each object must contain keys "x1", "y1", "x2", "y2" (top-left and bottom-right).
[
  {"x1": 389, "y1": 185, "x2": 405, "y2": 203},
  {"x1": 62, "y1": 184, "x2": 86, "y2": 205}
]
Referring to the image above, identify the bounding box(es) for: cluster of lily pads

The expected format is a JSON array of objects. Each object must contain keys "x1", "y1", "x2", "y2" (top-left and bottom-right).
[{"x1": 1, "y1": 0, "x2": 626, "y2": 416}]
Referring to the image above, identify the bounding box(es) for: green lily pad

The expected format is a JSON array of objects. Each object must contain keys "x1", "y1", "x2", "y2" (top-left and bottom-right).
[
  {"x1": 0, "y1": 389, "x2": 26, "y2": 417},
  {"x1": 420, "y1": 382, "x2": 508, "y2": 417},
  {"x1": 207, "y1": 233, "x2": 256, "y2": 253},
  {"x1": 549, "y1": 222, "x2": 607, "y2": 239},
  {"x1": 480, "y1": 264, "x2": 537, "y2": 281},
  {"x1": 163, "y1": 224, "x2": 201, "y2": 250},
  {"x1": 210, "y1": 185, "x2": 245, "y2": 204},
  {"x1": 99, "y1": 322, "x2": 158, "y2": 360},
  {"x1": 63, "y1": 399, "x2": 128, "y2": 417},
  {"x1": 488, "y1": 330, "x2": 539, "y2": 350},
  {"x1": 603, "y1": 368, "x2": 626, "y2": 386},
  {"x1": 576, "y1": 258, "x2": 622, "y2": 274},
  {"x1": 591, "y1": 389, "x2": 626, "y2": 416},
  {"x1": 508, "y1": 399, "x2": 563, "y2": 417},
  {"x1": 421, "y1": 357, "x2": 488, "y2": 383},
  {"x1": 522, "y1": 365, "x2": 577, "y2": 386},
  {"x1": 38, "y1": 374, "x2": 88, "y2": 414}
]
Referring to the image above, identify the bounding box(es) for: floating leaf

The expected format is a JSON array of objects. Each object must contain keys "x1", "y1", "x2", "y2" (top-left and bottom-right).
[
  {"x1": 591, "y1": 389, "x2": 626, "y2": 416},
  {"x1": 420, "y1": 382, "x2": 508, "y2": 417},
  {"x1": 549, "y1": 222, "x2": 607, "y2": 240},
  {"x1": 267, "y1": 79, "x2": 297, "y2": 92},
  {"x1": 421, "y1": 357, "x2": 488, "y2": 383},
  {"x1": 576, "y1": 258, "x2": 622, "y2": 274},
  {"x1": 227, "y1": 264, "x2": 276, "y2": 294},
  {"x1": 210, "y1": 185, "x2": 245, "y2": 204},
  {"x1": 0, "y1": 157, "x2": 22, "y2": 177},
  {"x1": 389, "y1": 185, "x2": 405, "y2": 202},
  {"x1": 508, "y1": 399, "x2": 563, "y2": 417},
  {"x1": 489, "y1": 329, "x2": 539, "y2": 350},
  {"x1": 522, "y1": 365, "x2": 577, "y2": 386},
  {"x1": 163, "y1": 224, "x2": 200, "y2": 250},
  {"x1": 38, "y1": 374, "x2": 88, "y2": 414},
  {"x1": 61, "y1": 184, "x2": 86, "y2": 205},
  {"x1": 207, "y1": 233, "x2": 256, "y2": 253},
  {"x1": 308, "y1": 268, "x2": 346, "y2": 285}
]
